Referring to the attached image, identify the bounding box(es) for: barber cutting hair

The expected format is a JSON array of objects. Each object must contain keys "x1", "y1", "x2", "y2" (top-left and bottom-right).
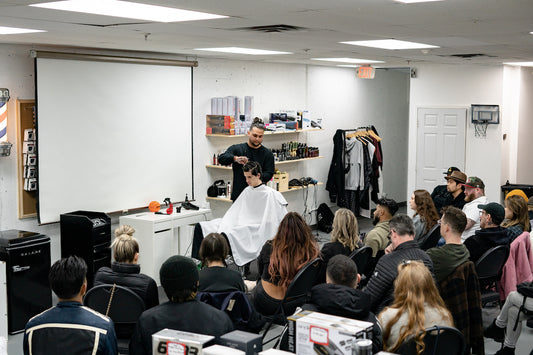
[{"x1": 218, "y1": 118, "x2": 275, "y2": 201}]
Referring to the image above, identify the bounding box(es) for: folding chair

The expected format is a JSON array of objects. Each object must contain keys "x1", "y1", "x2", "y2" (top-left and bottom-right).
[
  {"x1": 396, "y1": 325, "x2": 465, "y2": 355},
  {"x1": 349, "y1": 246, "x2": 373, "y2": 276},
  {"x1": 475, "y1": 245, "x2": 510, "y2": 306},
  {"x1": 417, "y1": 223, "x2": 441, "y2": 251}
]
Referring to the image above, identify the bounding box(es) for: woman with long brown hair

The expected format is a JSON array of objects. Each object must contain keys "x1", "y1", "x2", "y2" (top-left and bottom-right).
[
  {"x1": 502, "y1": 194, "x2": 531, "y2": 242},
  {"x1": 251, "y1": 212, "x2": 320, "y2": 316},
  {"x1": 379, "y1": 260, "x2": 453, "y2": 354},
  {"x1": 409, "y1": 189, "x2": 440, "y2": 240}
]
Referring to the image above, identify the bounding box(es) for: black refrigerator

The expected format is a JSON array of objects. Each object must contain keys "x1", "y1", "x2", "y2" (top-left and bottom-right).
[{"x1": 0, "y1": 230, "x2": 52, "y2": 334}]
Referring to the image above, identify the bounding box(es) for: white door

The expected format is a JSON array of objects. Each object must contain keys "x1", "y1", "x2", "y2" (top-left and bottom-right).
[{"x1": 416, "y1": 108, "x2": 467, "y2": 192}]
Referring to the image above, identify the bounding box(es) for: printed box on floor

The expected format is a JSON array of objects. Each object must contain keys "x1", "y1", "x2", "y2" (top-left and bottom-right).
[
  {"x1": 219, "y1": 330, "x2": 262, "y2": 355},
  {"x1": 293, "y1": 311, "x2": 373, "y2": 355},
  {"x1": 152, "y1": 328, "x2": 214, "y2": 355},
  {"x1": 203, "y1": 345, "x2": 245, "y2": 355}
]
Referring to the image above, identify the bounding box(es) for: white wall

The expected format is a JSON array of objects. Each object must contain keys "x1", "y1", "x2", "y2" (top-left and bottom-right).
[
  {"x1": 408, "y1": 63, "x2": 504, "y2": 204},
  {"x1": 0, "y1": 44, "x2": 409, "y2": 261},
  {"x1": 517, "y1": 66, "x2": 533, "y2": 183}
]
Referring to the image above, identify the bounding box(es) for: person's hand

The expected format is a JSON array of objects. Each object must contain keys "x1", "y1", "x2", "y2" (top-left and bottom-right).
[
  {"x1": 385, "y1": 244, "x2": 394, "y2": 254},
  {"x1": 234, "y1": 156, "x2": 248, "y2": 164}
]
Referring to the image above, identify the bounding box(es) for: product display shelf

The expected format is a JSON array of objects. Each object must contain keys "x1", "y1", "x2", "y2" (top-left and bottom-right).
[
  {"x1": 206, "y1": 128, "x2": 323, "y2": 138},
  {"x1": 206, "y1": 156, "x2": 324, "y2": 169},
  {"x1": 205, "y1": 182, "x2": 323, "y2": 202}
]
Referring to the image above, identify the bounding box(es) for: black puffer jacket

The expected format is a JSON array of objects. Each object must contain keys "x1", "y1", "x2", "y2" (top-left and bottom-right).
[
  {"x1": 464, "y1": 226, "x2": 510, "y2": 263},
  {"x1": 94, "y1": 262, "x2": 159, "y2": 309},
  {"x1": 303, "y1": 283, "x2": 383, "y2": 352},
  {"x1": 363, "y1": 240, "x2": 434, "y2": 313}
]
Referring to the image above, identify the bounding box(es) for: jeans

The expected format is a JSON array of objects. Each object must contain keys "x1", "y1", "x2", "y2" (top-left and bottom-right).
[{"x1": 495, "y1": 291, "x2": 533, "y2": 348}]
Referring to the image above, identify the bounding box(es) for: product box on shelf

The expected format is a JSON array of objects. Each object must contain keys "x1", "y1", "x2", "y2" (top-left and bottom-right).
[
  {"x1": 206, "y1": 115, "x2": 236, "y2": 135},
  {"x1": 289, "y1": 311, "x2": 373, "y2": 355},
  {"x1": 24, "y1": 128, "x2": 36, "y2": 141},
  {"x1": 152, "y1": 328, "x2": 214, "y2": 355},
  {"x1": 273, "y1": 172, "x2": 289, "y2": 192}
]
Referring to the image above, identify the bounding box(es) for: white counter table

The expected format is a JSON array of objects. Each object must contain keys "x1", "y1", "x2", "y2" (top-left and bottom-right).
[{"x1": 119, "y1": 209, "x2": 212, "y2": 285}]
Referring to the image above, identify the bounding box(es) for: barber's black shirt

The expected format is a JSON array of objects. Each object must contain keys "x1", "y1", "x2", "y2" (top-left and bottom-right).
[{"x1": 218, "y1": 143, "x2": 274, "y2": 200}]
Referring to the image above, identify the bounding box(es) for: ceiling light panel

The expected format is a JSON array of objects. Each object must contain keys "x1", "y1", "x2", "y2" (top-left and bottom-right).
[
  {"x1": 504, "y1": 62, "x2": 533, "y2": 67},
  {"x1": 341, "y1": 39, "x2": 439, "y2": 50},
  {"x1": 311, "y1": 58, "x2": 384, "y2": 64},
  {"x1": 394, "y1": 0, "x2": 444, "y2": 3},
  {"x1": 0, "y1": 26, "x2": 45, "y2": 34},
  {"x1": 30, "y1": 0, "x2": 228, "y2": 23},
  {"x1": 195, "y1": 47, "x2": 292, "y2": 55}
]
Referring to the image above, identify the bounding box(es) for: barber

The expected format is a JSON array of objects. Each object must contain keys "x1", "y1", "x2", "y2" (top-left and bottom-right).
[{"x1": 218, "y1": 117, "x2": 275, "y2": 200}]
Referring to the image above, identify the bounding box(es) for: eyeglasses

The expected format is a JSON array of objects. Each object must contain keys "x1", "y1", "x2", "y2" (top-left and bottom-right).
[{"x1": 479, "y1": 210, "x2": 487, "y2": 216}]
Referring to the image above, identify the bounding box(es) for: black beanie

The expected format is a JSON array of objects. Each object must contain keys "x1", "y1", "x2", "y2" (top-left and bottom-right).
[{"x1": 159, "y1": 255, "x2": 199, "y2": 297}]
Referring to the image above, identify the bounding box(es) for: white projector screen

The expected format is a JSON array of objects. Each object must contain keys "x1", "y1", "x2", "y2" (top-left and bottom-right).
[{"x1": 36, "y1": 56, "x2": 193, "y2": 223}]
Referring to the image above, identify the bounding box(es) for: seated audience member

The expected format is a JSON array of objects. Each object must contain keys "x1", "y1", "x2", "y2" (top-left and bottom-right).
[
  {"x1": 321, "y1": 208, "x2": 361, "y2": 265},
  {"x1": 94, "y1": 225, "x2": 159, "y2": 309},
  {"x1": 250, "y1": 212, "x2": 320, "y2": 316},
  {"x1": 502, "y1": 194, "x2": 531, "y2": 242},
  {"x1": 484, "y1": 290, "x2": 533, "y2": 355},
  {"x1": 364, "y1": 214, "x2": 434, "y2": 313},
  {"x1": 461, "y1": 176, "x2": 488, "y2": 242},
  {"x1": 464, "y1": 202, "x2": 510, "y2": 263},
  {"x1": 198, "y1": 233, "x2": 245, "y2": 293},
  {"x1": 431, "y1": 166, "x2": 460, "y2": 213},
  {"x1": 24, "y1": 256, "x2": 117, "y2": 355},
  {"x1": 129, "y1": 256, "x2": 233, "y2": 355},
  {"x1": 193, "y1": 161, "x2": 287, "y2": 266},
  {"x1": 379, "y1": 260, "x2": 453, "y2": 354},
  {"x1": 427, "y1": 207, "x2": 470, "y2": 283},
  {"x1": 409, "y1": 189, "x2": 439, "y2": 240},
  {"x1": 444, "y1": 170, "x2": 467, "y2": 210},
  {"x1": 364, "y1": 198, "x2": 399, "y2": 257},
  {"x1": 304, "y1": 255, "x2": 382, "y2": 352}
]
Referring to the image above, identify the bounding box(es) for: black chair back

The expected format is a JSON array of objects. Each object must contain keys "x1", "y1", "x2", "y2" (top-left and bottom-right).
[
  {"x1": 396, "y1": 325, "x2": 465, "y2": 355},
  {"x1": 417, "y1": 223, "x2": 441, "y2": 251},
  {"x1": 475, "y1": 245, "x2": 510, "y2": 287},
  {"x1": 349, "y1": 246, "x2": 373, "y2": 275},
  {"x1": 84, "y1": 284, "x2": 146, "y2": 354}
]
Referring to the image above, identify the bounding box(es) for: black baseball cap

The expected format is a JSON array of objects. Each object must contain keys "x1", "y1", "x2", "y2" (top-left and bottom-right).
[{"x1": 478, "y1": 202, "x2": 505, "y2": 225}]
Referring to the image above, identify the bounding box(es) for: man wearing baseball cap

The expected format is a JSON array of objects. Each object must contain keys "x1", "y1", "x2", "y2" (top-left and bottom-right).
[
  {"x1": 444, "y1": 171, "x2": 467, "y2": 210},
  {"x1": 460, "y1": 176, "x2": 489, "y2": 242},
  {"x1": 431, "y1": 167, "x2": 461, "y2": 213},
  {"x1": 464, "y1": 202, "x2": 510, "y2": 263},
  {"x1": 129, "y1": 255, "x2": 233, "y2": 354}
]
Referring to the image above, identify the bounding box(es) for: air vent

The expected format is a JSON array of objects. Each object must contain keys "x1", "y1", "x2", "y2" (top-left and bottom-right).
[
  {"x1": 442, "y1": 53, "x2": 495, "y2": 59},
  {"x1": 236, "y1": 24, "x2": 306, "y2": 33}
]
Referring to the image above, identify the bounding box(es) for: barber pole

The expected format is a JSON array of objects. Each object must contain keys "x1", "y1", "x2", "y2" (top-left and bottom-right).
[{"x1": 0, "y1": 101, "x2": 6, "y2": 142}]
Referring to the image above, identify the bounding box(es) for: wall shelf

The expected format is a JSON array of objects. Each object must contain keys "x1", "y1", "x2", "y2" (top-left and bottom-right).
[
  {"x1": 206, "y1": 128, "x2": 323, "y2": 138},
  {"x1": 206, "y1": 156, "x2": 323, "y2": 169},
  {"x1": 16, "y1": 99, "x2": 37, "y2": 219},
  {"x1": 206, "y1": 182, "x2": 323, "y2": 202}
]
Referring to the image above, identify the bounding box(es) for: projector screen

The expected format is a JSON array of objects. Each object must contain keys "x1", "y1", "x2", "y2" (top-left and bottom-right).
[{"x1": 36, "y1": 55, "x2": 193, "y2": 223}]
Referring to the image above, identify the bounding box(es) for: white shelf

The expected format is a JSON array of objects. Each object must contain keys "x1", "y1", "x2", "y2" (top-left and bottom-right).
[
  {"x1": 206, "y1": 156, "x2": 323, "y2": 169},
  {"x1": 206, "y1": 182, "x2": 323, "y2": 202},
  {"x1": 206, "y1": 128, "x2": 323, "y2": 138}
]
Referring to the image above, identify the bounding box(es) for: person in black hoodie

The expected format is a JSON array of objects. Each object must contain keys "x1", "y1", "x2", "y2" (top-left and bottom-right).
[
  {"x1": 303, "y1": 255, "x2": 383, "y2": 352},
  {"x1": 464, "y1": 202, "x2": 510, "y2": 263}
]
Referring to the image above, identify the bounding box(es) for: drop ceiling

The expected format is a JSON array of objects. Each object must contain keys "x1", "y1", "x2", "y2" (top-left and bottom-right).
[{"x1": 0, "y1": 0, "x2": 532, "y2": 67}]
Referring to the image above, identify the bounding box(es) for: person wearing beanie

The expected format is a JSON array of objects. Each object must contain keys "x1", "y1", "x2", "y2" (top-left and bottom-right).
[
  {"x1": 129, "y1": 255, "x2": 233, "y2": 355},
  {"x1": 464, "y1": 202, "x2": 510, "y2": 263}
]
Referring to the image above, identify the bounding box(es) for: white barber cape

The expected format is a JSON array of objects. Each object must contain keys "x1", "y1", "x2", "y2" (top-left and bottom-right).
[{"x1": 200, "y1": 184, "x2": 288, "y2": 266}]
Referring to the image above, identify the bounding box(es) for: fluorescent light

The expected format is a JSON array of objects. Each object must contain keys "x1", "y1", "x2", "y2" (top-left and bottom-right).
[
  {"x1": 337, "y1": 65, "x2": 361, "y2": 68},
  {"x1": 30, "y1": 0, "x2": 227, "y2": 23},
  {"x1": 195, "y1": 47, "x2": 292, "y2": 55},
  {"x1": 341, "y1": 39, "x2": 439, "y2": 50},
  {"x1": 394, "y1": 0, "x2": 444, "y2": 3},
  {"x1": 0, "y1": 26, "x2": 45, "y2": 34},
  {"x1": 311, "y1": 58, "x2": 384, "y2": 64},
  {"x1": 504, "y1": 62, "x2": 533, "y2": 67}
]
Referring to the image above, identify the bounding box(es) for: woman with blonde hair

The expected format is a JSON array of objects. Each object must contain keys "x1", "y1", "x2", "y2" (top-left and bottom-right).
[
  {"x1": 251, "y1": 212, "x2": 320, "y2": 316},
  {"x1": 379, "y1": 260, "x2": 453, "y2": 354},
  {"x1": 321, "y1": 208, "x2": 360, "y2": 265},
  {"x1": 502, "y1": 194, "x2": 531, "y2": 241},
  {"x1": 94, "y1": 225, "x2": 159, "y2": 309},
  {"x1": 409, "y1": 189, "x2": 440, "y2": 240}
]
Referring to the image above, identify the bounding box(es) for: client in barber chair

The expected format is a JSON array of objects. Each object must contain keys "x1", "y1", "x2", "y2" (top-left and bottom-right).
[{"x1": 192, "y1": 161, "x2": 288, "y2": 268}]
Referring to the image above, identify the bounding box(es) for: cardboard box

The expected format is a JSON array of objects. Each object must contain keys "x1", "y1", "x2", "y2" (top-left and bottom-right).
[
  {"x1": 287, "y1": 310, "x2": 314, "y2": 352},
  {"x1": 219, "y1": 330, "x2": 262, "y2": 355},
  {"x1": 273, "y1": 172, "x2": 289, "y2": 192},
  {"x1": 24, "y1": 178, "x2": 37, "y2": 191},
  {"x1": 294, "y1": 312, "x2": 373, "y2": 355},
  {"x1": 258, "y1": 350, "x2": 293, "y2": 355},
  {"x1": 204, "y1": 345, "x2": 245, "y2": 355},
  {"x1": 24, "y1": 166, "x2": 37, "y2": 179},
  {"x1": 24, "y1": 128, "x2": 36, "y2": 141},
  {"x1": 152, "y1": 328, "x2": 214, "y2": 355},
  {"x1": 23, "y1": 141, "x2": 36, "y2": 154}
]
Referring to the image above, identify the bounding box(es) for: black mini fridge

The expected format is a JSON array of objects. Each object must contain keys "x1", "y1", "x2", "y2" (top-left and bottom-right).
[{"x1": 0, "y1": 230, "x2": 52, "y2": 334}]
